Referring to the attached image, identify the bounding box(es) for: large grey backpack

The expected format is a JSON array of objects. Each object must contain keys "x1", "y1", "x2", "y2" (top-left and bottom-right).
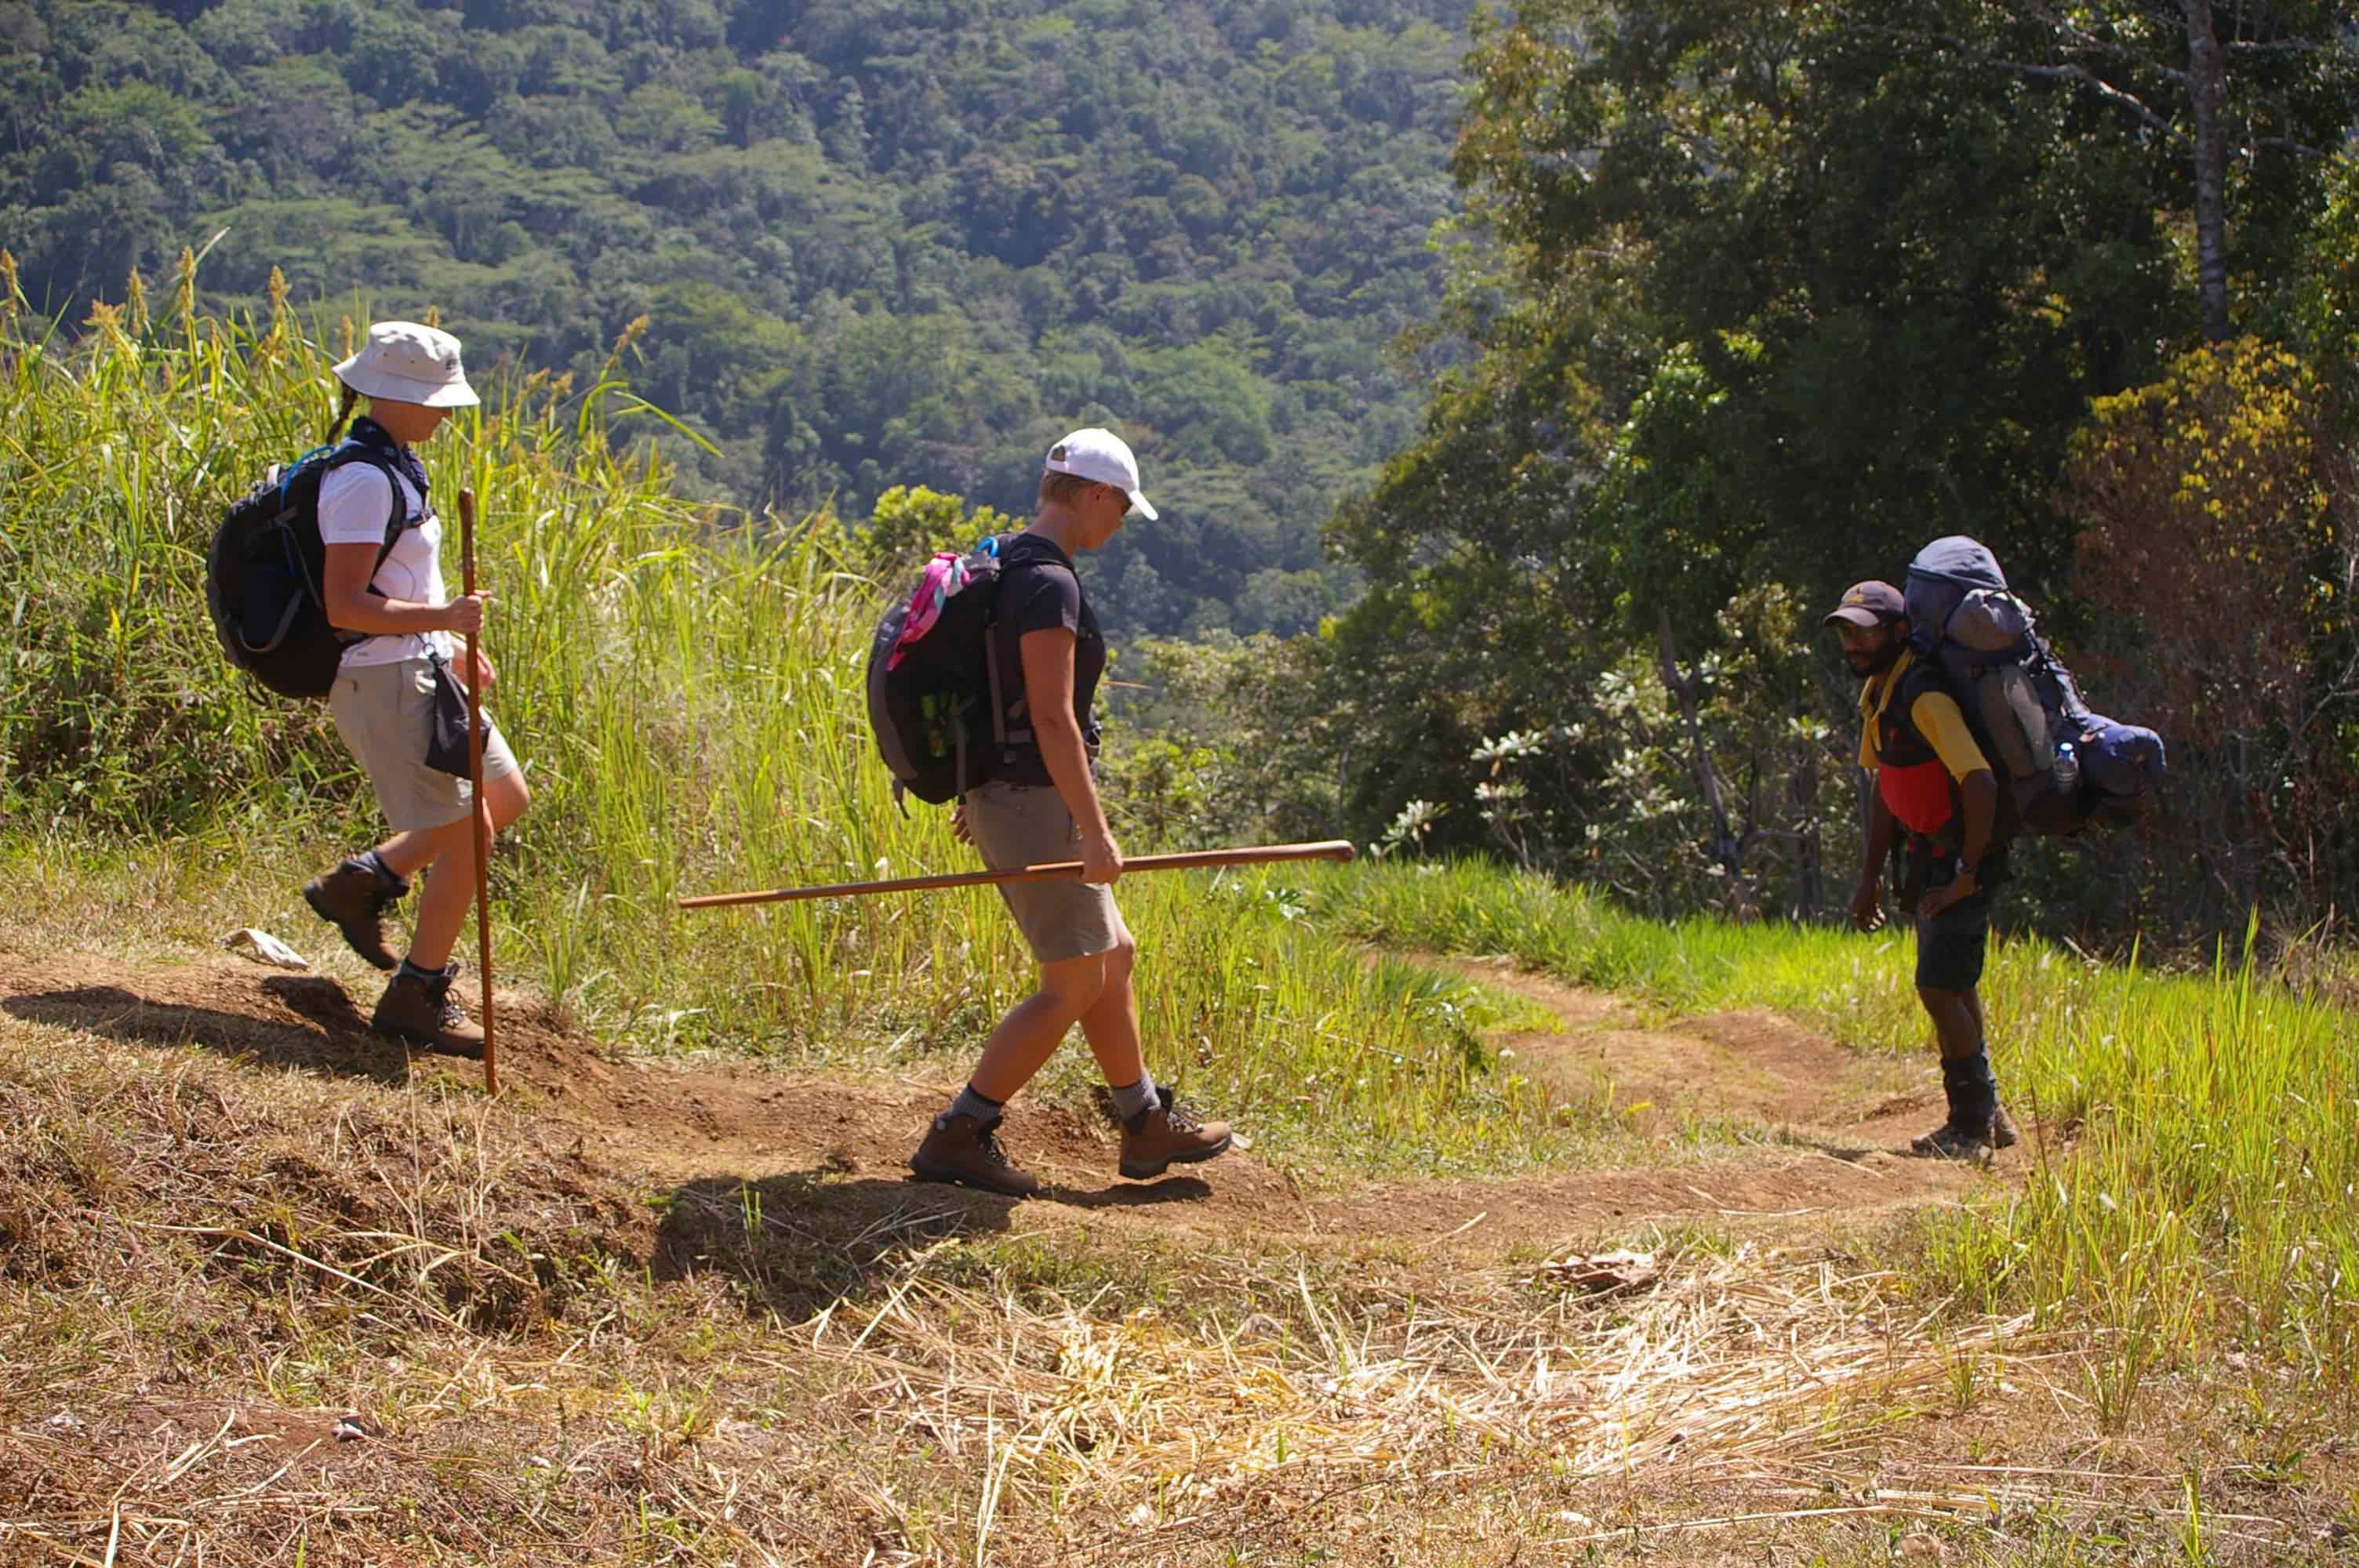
[{"x1": 1902, "y1": 537, "x2": 2094, "y2": 837}]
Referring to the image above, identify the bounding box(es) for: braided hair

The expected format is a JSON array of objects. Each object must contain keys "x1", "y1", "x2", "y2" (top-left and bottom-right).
[{"x1": 325, "y1": 383, "x2": 361, "y2": 444}]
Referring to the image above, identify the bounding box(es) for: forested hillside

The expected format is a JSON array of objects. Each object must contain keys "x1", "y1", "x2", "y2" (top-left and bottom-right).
[
  {"x1": 1122, "y1": 0, "x2": 2359, "y2": 949},
  {"x1": 0, "y1": 0, "x2": 1471, "y2": 636}
]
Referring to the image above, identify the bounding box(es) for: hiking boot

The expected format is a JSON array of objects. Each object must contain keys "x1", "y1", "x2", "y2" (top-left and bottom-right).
[
  {"x1": 909, "y1": 1113, "x2": 1040, "y2": 1198},
  {"x1": 304, "y1": 857, "x2": 409, "y2": 971},
  {"x1": 1118, "y1": 1087, "x2": 1232, "y2": 1180},
  {"x1": 1909, "y1": 1119, "x2": 1997, "y2": 1160},
  {"x1": 369, "y1": 965, "x2": 485, "y2": 1059}
]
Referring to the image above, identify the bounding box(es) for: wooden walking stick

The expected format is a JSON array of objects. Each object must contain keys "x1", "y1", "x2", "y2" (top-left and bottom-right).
[
  {"x1": 678, "y1": 840, "x2": 1356, "y2": 910},
  {"x1": 459, "y1": 488, "x2": 497, "y2": 1094}
]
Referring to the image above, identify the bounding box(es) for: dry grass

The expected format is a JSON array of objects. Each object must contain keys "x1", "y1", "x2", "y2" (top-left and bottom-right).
[{"x1": 6, "y1": 1003, "x2": 2354, "y2": 1565}]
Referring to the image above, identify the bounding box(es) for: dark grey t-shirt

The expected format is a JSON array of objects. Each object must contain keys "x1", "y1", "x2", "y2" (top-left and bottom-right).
[{"x1": 990, "y1": 532, "x2": 1104, "y2": 788}]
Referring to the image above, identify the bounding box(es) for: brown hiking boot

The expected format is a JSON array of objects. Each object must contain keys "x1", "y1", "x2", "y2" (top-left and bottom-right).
[
  {"x1": 369, "y1": 965, "x2": 485, "y2": 1059},
  {"x1": 909, "y1": 1113, "x2": 1040, "y2": 1198},
  {"x1": 1119, "y1": 1087, "x2": 1232, "y2": 1180},
  {"x1": 304, "y1": 857, "x2": 408, "y2": 971}
]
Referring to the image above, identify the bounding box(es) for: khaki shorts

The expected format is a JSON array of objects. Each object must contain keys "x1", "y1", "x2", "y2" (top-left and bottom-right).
[
  {"x1": 964, "y1": 781, "x2": 1121, "y2": 964},
  {"x1": 328, "y1": 657, "x2": 519, "y2": 834}
]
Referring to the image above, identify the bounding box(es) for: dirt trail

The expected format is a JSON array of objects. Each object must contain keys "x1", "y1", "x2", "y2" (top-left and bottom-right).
[{"x1": 0, "y1": 945, "x2": 2005, "y2": 1259}]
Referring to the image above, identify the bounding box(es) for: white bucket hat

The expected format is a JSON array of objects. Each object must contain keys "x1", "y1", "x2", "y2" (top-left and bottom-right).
[
  {"x1": 1045, "y1": 427, "x2": 1156, "y2": 520},
  {"x1": 333, "y1": 320, "x2": 479, "y2": 408}
]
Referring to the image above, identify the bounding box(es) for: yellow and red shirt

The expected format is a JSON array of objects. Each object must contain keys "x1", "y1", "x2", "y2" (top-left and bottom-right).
[{"x1": 1858, "y1": 649, "x2": 1994, "y2": 837}]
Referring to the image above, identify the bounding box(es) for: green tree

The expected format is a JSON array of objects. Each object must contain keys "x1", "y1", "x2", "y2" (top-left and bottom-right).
[{"x1": 1316, "y1": 0, "x2": 2354, "y2": 912}]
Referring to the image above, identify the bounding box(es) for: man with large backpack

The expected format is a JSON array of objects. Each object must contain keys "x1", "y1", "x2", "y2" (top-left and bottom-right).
[{"x1": 1825, "y1": 579, "x2": 2021, "y2": 1159}]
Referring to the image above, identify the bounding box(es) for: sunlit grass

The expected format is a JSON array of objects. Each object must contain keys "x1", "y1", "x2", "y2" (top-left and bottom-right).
[
  {"x1": 1310, "y1": 857, "x2": 2359, "y2": 1400},
  {"x1": 11, "y1": 268, "x2": 2354, "y2": 1391}
]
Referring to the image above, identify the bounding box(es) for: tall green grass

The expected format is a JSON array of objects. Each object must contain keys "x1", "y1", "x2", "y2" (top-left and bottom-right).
[
  {"x1": 0, "y1": 262, "x2": 1576, "y2": 1174},
  {"x1": 1312, "y1": 858, "x2": 2359, "y2": 1396}
]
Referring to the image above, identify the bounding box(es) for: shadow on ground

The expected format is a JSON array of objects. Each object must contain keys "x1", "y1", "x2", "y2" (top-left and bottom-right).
[
  {"x1": 2, "y1": 978, "x2": 410, "y2": 1083},
  {"x1": 654, "y1": 1167, "x2": 1218, "y2": 1318}
]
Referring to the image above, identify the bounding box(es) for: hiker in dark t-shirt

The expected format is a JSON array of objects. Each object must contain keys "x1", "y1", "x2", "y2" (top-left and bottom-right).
[
  {"x1": 987, "y1": 531, "x2": 1106, "y2": 787},
  {"x1": 908, "y1": 429, "x2": 1233, "y2": 1199}
]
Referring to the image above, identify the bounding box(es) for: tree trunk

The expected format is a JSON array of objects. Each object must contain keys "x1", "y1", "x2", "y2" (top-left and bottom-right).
[
  {"x1": 1656, "y1": 608, "x2": 1743, "y2": 887},
  {"x1": 2183, "y1": 0, "x2": 2231, "y2": 342},
  {"x1": 1790, "y1": 739, "x2": 1823, "y2": 920}
]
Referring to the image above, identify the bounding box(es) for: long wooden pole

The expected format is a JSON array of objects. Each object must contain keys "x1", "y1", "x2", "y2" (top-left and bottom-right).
[
  {"x1": 459, "y1": 488, "x2": 497, "y2": 1094},
  {"x1": 679, "y1": 840, "x2": 1356, "y2": 911}
]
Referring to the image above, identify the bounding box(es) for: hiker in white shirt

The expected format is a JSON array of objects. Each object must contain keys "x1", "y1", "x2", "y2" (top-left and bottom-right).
[{"x1": 299, "y1": 321, "x2": 528, "y2": 1058}]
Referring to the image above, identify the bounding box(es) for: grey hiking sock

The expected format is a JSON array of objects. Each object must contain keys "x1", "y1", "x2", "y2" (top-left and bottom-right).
[
  {"x1": 1107, "y1": 1071, "x2": 1159, "y2": 1123},
  {"x1": 943, "y1": 1083, "x2": 1005, "y2": 1128},
  {"x1": 358, "y1": 849, "x2": 405, "y2": 893}
]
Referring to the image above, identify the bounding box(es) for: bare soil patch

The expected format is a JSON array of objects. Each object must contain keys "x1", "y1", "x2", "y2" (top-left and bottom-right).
[
  {"x1": 1, "y1": 943, "x2": 1997, "y2": 1266},
  {"x1": 1454, "y1": 957, "x2": 1930, "y2": 1135}
]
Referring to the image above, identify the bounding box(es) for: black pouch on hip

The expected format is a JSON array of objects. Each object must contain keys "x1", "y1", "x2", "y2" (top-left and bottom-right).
[{"x1": 423, "y1": 651, "x2": 474, "y2": 779}]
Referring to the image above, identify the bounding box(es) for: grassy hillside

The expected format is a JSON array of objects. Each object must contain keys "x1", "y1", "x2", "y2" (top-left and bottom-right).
[
  {"x1": 1, "y1": 273, "x2": 1576, "y2": 1174},
  {"x1": 1317, "y1": 863, "x2": 2359, "y2": 1399}
]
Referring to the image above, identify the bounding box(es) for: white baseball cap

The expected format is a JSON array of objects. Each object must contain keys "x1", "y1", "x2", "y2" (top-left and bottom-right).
[
  {"x1": 333, "y1": 320, "x2": 479, "y2": 408},
  {"x1": 1045, "y1": 427, "x2": 1157, "y2": 520}
]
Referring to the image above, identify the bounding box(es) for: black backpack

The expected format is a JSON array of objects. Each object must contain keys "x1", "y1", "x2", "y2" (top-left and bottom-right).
[
  {"x1": 865, "y1": 535, "x2": 1025, "y2": 805},
  {"x1": 1902, "y1": 536, "x2": 2097, "y2": 837},
  {"x1": 205, "y1": 441, "x2": 408, "y2": 699}
]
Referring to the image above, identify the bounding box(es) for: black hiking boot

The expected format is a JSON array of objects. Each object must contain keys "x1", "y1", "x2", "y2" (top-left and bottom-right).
[
  {"x1": 304, "y1": 855, "x2": 409, "y2": 971},
  {"x1": 1911, "y1": 1051, "x2": 2013, "y2": 1159},
  {"x1": 369, "y1": 964, "x2": 485, "y2": 1059},
  {"x1": 1910, "y1": 1103, "x2": 2019, "y2": 1159},
  {"x1": 1909, "y1": 1120, "x2": 1997, "y2": 1160},
  {"x1": 909, "y1": 1113, "x2": 1040, "y2": 1198},
  {"x1": 1118, "y1": 1087, "x2": 1233, "y2": 1180}
]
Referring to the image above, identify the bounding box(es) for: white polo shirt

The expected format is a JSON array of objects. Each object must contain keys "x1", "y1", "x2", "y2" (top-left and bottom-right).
[{"x1": 314, "y1": 459, "x2": 453, "y2": 668}]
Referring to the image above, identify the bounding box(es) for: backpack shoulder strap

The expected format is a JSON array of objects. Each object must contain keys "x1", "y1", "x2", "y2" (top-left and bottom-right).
[
  {"x1": 319, "y1": 446, "x2": 413, "y2": 578},
  {"x1": 307, "y1": 450, "x2": 413, "y2": 632}
]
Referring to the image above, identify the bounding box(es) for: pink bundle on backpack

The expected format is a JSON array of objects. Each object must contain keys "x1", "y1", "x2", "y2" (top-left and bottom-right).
[
  {"x1": 886, "y1": 551, "x2": 973, "y2": 670},
  {"x1": 867, "y1": 533, "x2": 1011, "y2": 804}
]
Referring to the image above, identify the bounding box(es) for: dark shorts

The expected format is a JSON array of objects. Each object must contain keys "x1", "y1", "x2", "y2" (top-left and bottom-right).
[{"x1": 1912, "y1": 864, "x2": 1993, "y2": 994}]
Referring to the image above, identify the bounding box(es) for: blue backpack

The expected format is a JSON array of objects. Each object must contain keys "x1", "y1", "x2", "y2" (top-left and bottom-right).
[{"x1": 1903, "y1": 536, "x2": 2165, "y2": 836}]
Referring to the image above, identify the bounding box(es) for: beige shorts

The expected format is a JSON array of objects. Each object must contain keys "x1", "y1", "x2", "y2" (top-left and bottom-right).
[
  {"x1": 328, "y1": 657, "x2": 519, "y2": 834},
  {"x1": 965, "y1": 781, "x2": 1121, "y2": 964}
]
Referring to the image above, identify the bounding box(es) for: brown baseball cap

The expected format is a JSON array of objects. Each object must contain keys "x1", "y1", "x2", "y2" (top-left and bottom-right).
[{"x1": 1823, "y1": 580, "x2": 1904, "y2": 628}]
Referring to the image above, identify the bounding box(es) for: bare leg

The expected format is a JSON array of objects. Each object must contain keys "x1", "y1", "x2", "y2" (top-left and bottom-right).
[
  {"x1": 968, "y1": 950, "x2": 1110, "y2": 1103},
  {"x1": 1075, "y1": 916, "x2": 1145, "y2": 1090},
  {"x1": 401, "y1": 771, "x2": 532, "y2": 971},
  {"x1": 374, "y1": 829, "x2": 431, "y2": 880},
  {"x1": 404, "y1": 815, "x2": 480, "y2": 971}
]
